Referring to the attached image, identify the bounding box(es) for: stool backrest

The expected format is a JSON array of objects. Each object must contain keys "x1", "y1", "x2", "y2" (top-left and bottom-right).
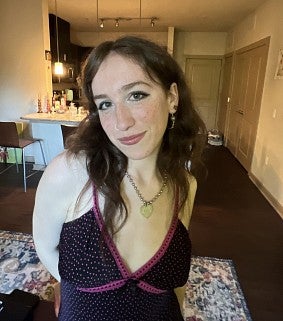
[
  {"x1": 0, "y1": 122, "x2": 20, "y2": 147},
  {"x1": 61, "y1": 125, "x2": 77, "y2": 147}
]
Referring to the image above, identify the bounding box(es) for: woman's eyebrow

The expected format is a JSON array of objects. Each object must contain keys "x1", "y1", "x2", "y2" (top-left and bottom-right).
[
  {"x1": 93, "y1": 81, "x2": 150, "y2": 100},
  {"x1": 121, "y1": 81, "x2": 150, "y2": 91},
  {"x1": 93, "y1": 94, "x2": 108, "y2": 100}
]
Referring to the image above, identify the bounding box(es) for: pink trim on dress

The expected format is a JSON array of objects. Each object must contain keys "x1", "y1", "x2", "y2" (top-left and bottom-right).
[
  {"x1": 132, "y1": 188, "x2": 180, "y2": 279},
  {"x1": 78, "y1": 278, "x2": 167, "y2": 294},
  {"x1": 93, "y1": 190, "x2": 129, "y2": 279},
  {"x1": 79, "y1": 185, "x2": 180, "y2": 295},
  {"x1": 78, "y1": 279, "x2": 127, "y2": 293}
]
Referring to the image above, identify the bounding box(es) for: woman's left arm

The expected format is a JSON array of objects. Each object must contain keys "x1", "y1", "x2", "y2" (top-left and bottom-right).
[
  {"x1": 174, "y1": 285, "x2": 186, "y2": 312},
  {"x1": 174, "y1": 174, "x2": 197, "y2": 313},
  {"x1": 179, "y1": 174, "x2": 197, "y2": 228}
]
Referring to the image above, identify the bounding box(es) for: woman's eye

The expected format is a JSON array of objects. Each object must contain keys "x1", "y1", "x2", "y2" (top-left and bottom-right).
[
  {"x1": 129, "y1": 91, "x2": 149, "y2": 101},
  {"x1": 97, "y1": 101, "x2": 113, "y2": 110}
]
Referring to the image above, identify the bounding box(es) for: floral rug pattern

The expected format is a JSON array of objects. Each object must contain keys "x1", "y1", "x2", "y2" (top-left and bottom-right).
[
  {"x1": 0, "y1": 230, "x2": 252, "y2": 320},
  {"x1": 0, "y1": 230, "x2": 57, "y2": 301},
  {"x1": 184, "y1": 256, "x2": 252, "y2": 321}
]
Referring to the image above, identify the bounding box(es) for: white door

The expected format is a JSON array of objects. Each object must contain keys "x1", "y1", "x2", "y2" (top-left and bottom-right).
[
  {"x1": 185, "y1": 58, "x2": 222, "y2": 130},
  {"x1": 226, "y1": 38, "x2": 269, "y2": 171}
]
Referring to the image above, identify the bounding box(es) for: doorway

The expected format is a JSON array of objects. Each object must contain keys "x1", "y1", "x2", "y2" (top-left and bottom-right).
[{"x1": 185, "y1": 57, "x2": 222, "y2": 130}]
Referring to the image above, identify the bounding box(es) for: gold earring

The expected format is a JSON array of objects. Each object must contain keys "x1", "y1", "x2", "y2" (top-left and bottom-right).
[{"x1": 169, "y1": 113, "x2": 176, "y2": 129}]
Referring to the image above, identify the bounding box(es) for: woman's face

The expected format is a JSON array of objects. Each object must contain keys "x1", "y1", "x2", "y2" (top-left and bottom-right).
[{"x1": 91, "y1": 52, "x2": 178, "y2": 161}]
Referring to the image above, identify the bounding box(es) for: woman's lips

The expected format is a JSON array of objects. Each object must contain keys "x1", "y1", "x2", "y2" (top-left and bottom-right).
[{"x1": 118, "y1": 131, "x2": 146, "y2": 145}]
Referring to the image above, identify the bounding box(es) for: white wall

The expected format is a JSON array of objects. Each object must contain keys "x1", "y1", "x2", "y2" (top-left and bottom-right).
[
  {"x1": 0, "y1": 0, "x2": 51, "y2": 124},
  {"x1": 227, "y1": 0, "x2": 283, "y2": 209},
  {"x1": 174, "y1": 32, "x2": 227, "y2": 70},
  {"x1": 71, "y1": 30, "x2": 168, "y2": 48}
]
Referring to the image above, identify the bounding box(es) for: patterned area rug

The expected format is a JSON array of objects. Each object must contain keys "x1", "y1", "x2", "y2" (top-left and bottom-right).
[
  {"x1": 184, "y1": 256, "x2": 252, "y2": 321},
  {"x1": 0, "y1": 230, "x2": 57, "y2": 301},
  {"x1": 0, "y1": 230, "x2": 252, "y2": 321}
]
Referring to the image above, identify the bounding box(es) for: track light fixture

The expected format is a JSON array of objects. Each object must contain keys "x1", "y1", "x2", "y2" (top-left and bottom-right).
[
  {"x1": 96, "y1": 0, "x2": 158, "y2": 30},
  {"x1": 97, "y1": 17, "x2": 158, "y2": 28}
]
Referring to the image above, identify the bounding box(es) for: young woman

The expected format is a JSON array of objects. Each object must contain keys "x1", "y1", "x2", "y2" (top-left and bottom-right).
[{"x1": 33, "y1": 36, "x2": 205, "y2": 321}]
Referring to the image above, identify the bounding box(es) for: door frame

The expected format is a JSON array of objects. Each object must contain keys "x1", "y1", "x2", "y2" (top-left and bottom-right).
[{"x1": 219, "y1": 52, "x2": 235, "y2": 146}]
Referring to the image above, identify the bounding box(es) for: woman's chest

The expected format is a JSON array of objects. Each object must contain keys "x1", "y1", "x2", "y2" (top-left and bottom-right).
[{"x1": 113, "y1": 190, "x2": 175, "y2": 272}]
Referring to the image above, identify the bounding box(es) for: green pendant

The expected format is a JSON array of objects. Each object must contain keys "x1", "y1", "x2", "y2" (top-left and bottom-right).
[{"x1": 140, "y1": 204, "x2": 153, "y2": 218}]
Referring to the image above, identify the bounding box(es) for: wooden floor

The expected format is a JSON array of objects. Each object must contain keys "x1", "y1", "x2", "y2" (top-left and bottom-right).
[
  {"x1": 0, "y1": 146, "x2": 282, "y2": 321},
  {"x1": 190, "y1": 146, "x2": 283, "y2": 321}
]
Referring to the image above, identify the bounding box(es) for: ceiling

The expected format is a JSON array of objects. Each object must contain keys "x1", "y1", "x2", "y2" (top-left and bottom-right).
[{"x1": 48, "y1": 0, "x2": 267, "y2": 33}]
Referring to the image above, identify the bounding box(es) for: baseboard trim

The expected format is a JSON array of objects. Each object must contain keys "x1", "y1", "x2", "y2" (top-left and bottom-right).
[{"x1": 249, "y1": 173, "x2": 283, "y2": 220}]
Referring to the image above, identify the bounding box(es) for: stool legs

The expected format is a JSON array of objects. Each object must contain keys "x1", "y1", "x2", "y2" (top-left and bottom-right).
[
  {"x1": 14, "y1": 148, "x2": 19, "y2": 173},
  {"x1": 37, "y1": 140, "x2": 47, "y2": 166},
  {"x1": 22, "y1": 147, "x2": 27, "y2": 192},
  {"x1": 1, "y1": 142, "x2": 47, "y2": 192},
  {"x1": 22, "y1": 141, "x2": 46, "y2": 192}
]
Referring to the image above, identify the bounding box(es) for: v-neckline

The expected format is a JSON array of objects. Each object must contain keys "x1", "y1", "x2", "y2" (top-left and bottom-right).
[{"x1": 93, "y1": 187, "x2": 179, "y2": 279}]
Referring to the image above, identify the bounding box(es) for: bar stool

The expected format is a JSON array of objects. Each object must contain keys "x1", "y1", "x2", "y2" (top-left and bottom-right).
[
  {"x1": 61, "y1": 125, "x2": 77, "y2": 148},
  {"x1": 0, "y1": 121, "x2": 46, "y2": 192}
]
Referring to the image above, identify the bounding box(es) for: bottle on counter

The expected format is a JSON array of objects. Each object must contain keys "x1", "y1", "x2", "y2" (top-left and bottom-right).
[
  {"x1": 37, "y1": 94, "x2": 43, "y2": 113},
  {"x1": 60, "y1": 90, "x2": 67, "y2": 112},
  {"x1": 69, "y1": 102, "x2": 77, "y2": 116},
  {"x1": 52, "y1": 91, "x2": 56, "y2": 108},
  {"x1": 46, "y1": 97, "x2": 51, "y2": 113},
  {"x1": 66, "y1": 89, "x2": 73, "y2": 102},
  {"x1": 51, "y1": 91, "x2": 59, "y2": 112}
]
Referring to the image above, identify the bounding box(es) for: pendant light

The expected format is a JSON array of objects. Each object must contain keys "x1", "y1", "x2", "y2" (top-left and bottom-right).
[{"x1": 54, "y1": 0, "x2": 63, "y2": 75}]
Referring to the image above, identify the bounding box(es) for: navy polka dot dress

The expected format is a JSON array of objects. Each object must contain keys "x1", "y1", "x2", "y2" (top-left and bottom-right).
[{"x1": 58, "y1": 189, "x2": 191, "y2": 321}]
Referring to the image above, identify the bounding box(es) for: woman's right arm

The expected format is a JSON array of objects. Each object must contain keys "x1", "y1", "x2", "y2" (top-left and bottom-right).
[{"x1": 32, "y1": 152, "x2": 75, "y2": 281}]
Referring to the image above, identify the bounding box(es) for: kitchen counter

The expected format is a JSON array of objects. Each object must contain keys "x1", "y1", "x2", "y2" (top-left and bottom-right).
[
  {"x1": 21, "y1": 111, "x2": 86, "y2": 126},
  {"x1": 21, "y1": 111, "x2": 87, "y2": 165}
]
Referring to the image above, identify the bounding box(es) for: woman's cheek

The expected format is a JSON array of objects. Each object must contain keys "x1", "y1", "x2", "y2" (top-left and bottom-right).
[
  {"x1": 136, "y1": 107, "x2": 155, "y2": 123},
  {"x1": 99, "y1": 114, "x2": 114, "y2": 136}
]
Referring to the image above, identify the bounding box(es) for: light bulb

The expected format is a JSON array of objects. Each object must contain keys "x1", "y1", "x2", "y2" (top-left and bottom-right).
[
  {"x1": 115, "y1": 19, "x2": 119, "y2": 27},
  {"x1": 54, "y1": 62, "x2": 64, "y2": 75}
]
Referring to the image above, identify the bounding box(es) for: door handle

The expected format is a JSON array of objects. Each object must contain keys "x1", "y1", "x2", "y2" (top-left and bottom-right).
[{"x1": 236, "y1": 109, "x2": 244, "y2": 115}]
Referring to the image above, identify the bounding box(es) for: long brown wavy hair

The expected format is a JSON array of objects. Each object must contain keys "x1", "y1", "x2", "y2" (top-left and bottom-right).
[{"x1": 67, "y1": 36, "x2": 206, "y2": 236}]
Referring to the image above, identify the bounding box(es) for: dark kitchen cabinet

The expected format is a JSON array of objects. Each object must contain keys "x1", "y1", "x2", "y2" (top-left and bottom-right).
[
  {"x1": 77, "y1": 46, "x2": 92, "y2": 70},
  {"x1": 49, "y1": 14, "x2": 78, "y2": 83},
  {"x1": 49, "y1": 14, "x2": 71, "y2": 63},
  {"x1": 49, "y1": 14, "x2": 93, "y2": 84}
]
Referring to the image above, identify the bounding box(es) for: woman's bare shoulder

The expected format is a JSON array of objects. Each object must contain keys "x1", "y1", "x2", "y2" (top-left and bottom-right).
[{"x1": 39, "y1": 151, "x2": 89, "y2": 193}]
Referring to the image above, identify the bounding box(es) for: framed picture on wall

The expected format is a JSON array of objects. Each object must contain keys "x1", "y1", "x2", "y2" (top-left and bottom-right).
[{"x1": 274, "y1": 49, "x2": 283, "y2": 79}]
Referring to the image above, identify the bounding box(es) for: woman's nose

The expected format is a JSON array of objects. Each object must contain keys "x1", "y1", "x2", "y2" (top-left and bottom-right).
[{"x1": 115, "y1": 104, "x2": 135, "y2": 131}]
